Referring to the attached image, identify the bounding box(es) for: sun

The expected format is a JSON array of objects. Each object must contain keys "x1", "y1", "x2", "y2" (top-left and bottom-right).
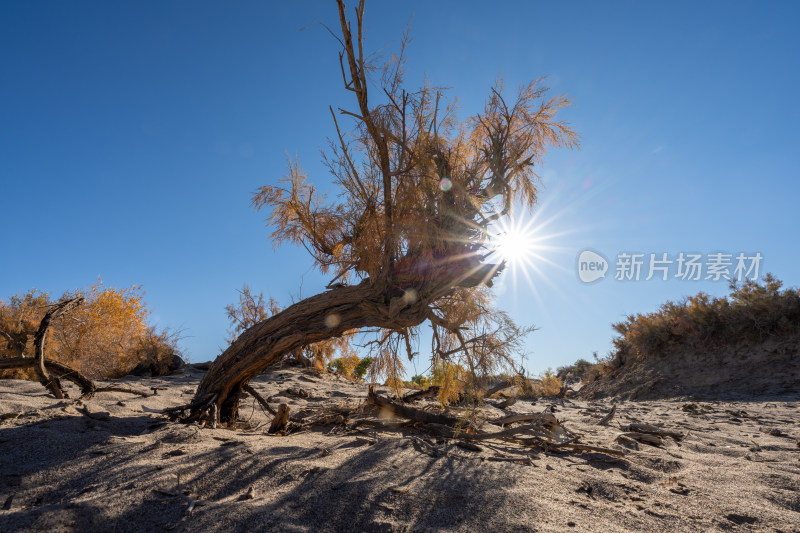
[
  {"x1": 486, "y1": 212, "x2": 569, "y2": 297},
  {"x1": 494, "y1": 228, "x2": 535, "y2": 265},
  {"x1": 491, "y1": 219, "x2": 538, "y2": 266}
]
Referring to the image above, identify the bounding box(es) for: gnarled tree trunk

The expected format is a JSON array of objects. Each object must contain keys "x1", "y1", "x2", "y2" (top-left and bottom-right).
[
  {"x1": 186, "y1": 280, "x2": 426, "y2": 423},
  {"x1": 185, "y1": 257, "x2": 497, "y2": 424}
]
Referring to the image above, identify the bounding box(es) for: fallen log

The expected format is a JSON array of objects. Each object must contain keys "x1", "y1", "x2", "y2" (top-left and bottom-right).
[
  {"x1": 490, "y1": 412, "x2": 558, "y2": 427},
  {"x1": 402, "y1": 386, "x2": 440, "y2": 403},
  {"x1": 367, "y1": 386, "x2": 463, "y2": 427}
]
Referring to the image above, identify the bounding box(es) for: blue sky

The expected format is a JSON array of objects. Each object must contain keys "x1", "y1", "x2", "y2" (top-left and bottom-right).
[{"x1": 2, "y1": 1, "x2": 798, "y2": 375}]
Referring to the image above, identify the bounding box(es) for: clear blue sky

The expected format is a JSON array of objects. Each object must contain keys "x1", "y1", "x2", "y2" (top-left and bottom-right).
[{"x1": 2, "y1": 1, "x2": 798, "y2": 375}]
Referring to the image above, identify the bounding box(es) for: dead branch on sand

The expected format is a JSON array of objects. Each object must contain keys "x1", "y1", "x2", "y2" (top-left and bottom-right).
[
  {"x1": 367, "y1": 387, "x2": 625, "y2": 458},
  {"x1": 153, "y1": 474, "x2": 203, "y2": 514},
  {"x1": 622, "y1": 422, "x2": 686, "y2": 442},
  {"x1": 242, "y1": 383, "x2": 277, "y2": 416},
  {"x1": 597, "y1": 404, "x2": 616, "y2": 426}
]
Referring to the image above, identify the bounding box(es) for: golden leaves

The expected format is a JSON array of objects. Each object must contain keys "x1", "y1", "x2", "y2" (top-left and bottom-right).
[{"x1": 0, "y1": 279, "x2": 163, "y2": 379}]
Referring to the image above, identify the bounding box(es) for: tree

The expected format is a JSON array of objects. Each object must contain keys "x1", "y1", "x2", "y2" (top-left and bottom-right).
[
  {"x1": 183, "y1": 0, "x2": 577, "y2": 425},
  {"x1": 224, "y1": 284, "x2": 279, "y2": 345}
]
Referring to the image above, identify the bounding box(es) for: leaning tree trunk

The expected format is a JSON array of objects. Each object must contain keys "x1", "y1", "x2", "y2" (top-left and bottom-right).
[
  {"x1": 185, "y1": 279, "x2": 433, "y2": 424},
  {"x1": 183, "y1": 244, "x2": 500, "y2": 425}
]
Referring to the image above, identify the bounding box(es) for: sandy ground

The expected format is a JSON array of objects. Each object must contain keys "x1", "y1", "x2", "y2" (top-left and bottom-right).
[{"x1": 1, "y1": 366, "x2": 799, "y2": 532}]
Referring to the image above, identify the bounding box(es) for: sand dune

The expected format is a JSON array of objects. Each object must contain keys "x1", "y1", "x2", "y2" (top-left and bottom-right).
[{"x1": 1, "y1": 366, "x2": 799, "y2": 532}]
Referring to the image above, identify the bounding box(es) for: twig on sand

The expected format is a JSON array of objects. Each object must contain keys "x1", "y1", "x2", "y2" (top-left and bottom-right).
[
  {"x1": 89, "y1": 386, "x2": 153, "y2": 399},
  {"x1": 487, "y1": 455, "x2": 536, "y2": 465},
  {"x1": 597, "y1": 405, "x2": 616, "y2": 426},
  {"x1": 242, "y1": 383, "x2": 277, "y2": 416},
  {"x1": 154, "y1": 474, "x2": 203, "y2": 515},
  {"x1": 623, "y1": 422, "x2": 685, "y2": 441}
]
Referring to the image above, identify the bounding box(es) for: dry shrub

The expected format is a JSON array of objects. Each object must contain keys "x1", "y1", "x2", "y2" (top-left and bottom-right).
[
  {"x1": 537, "y1": 369, "x2": 563, "y2": 396},
  {"x1": 0, "y1": 280, "x2": 181, "y2": 379},
  {"x1": 329, "y1": 353, "x2": 360, "y2": 377},
  {"x1": 384, "y1": 376, "x2": 404, "y2": 394},
  {"x1": 128, "y1": 326, "x2": 185, "y2": 377},
  {"x1": 557, "y1": 353, "x2": 613, "y2": 384},
  {"x1": 611, "y1": 274, "x2": 800, "y2": 364},
  {"x1": 430, "y1": 360, "x2": 467, "y2": 405}
]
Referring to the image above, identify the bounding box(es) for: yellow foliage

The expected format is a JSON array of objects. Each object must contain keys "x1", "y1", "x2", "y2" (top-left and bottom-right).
[
  {"x1": 538, "y1": 370, "x2": 563, "y2": 397},
  {"x1": 384, "y1": 376, "x2": 404, "y2": 395},
  {"x1": 431, "y1": 361, "x2": 466, "y2": 405},
  {"x1": 0, "y1": 279, "x2": 178, "y2": 380}
]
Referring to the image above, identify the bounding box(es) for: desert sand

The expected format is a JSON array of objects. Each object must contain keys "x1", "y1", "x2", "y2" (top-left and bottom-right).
[{"x1": 1, "y1": 365, "x2": 799, "y2": 532}]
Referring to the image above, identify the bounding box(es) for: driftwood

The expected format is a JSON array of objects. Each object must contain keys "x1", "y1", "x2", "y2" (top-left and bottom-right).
[
  {"x1": 367, "y1": 386, "x2": 462, "y2": 426},
  {"x1": 368, "y1": 388, "x2": 625, "y2": 458},
  {"x1": 597, "y1": 404, "x2": 616, "y2": 426},
  {"x1": 402, "y1": 386, "x2": 440, "y2": 403},
  {"x1": 623, "y1": 423, "x2": 685, "y2": 441},
  {"x1": 92, "y1": 386, "x2": 152, "y2": 398}
]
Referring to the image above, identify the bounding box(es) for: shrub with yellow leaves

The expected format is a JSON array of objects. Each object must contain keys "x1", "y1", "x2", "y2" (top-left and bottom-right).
[{"x1": 0, "y1": 279, "x2": 181, "y2": 380}]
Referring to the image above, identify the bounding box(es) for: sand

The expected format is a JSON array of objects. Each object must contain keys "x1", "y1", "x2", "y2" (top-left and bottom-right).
[{"x1": 1, "y1": 366, "x2": 799, "y2": 532}]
